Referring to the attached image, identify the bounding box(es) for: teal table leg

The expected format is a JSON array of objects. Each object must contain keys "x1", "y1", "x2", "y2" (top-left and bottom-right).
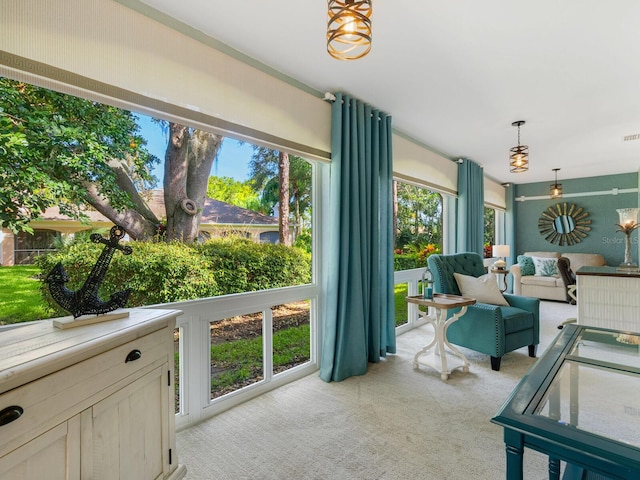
[
  {"x1": 504, "y1": 430, "x2": 524, "y2": 480},
  {"x1": 549, "y1": 457, "x2": 561, "y2": 480}
]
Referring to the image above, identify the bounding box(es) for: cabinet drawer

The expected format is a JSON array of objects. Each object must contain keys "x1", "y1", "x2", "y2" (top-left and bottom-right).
[{"x1": 0, "y1": 327, "x2": 171, "y2": 457}]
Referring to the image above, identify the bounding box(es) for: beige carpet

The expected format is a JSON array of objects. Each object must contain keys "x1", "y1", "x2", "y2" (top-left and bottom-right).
[{"x1": 177, "y1": 301, "x2": 577, "y2": 480}]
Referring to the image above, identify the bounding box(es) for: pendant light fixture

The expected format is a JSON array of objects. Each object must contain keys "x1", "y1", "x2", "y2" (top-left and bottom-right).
[
  {"x1": 550, "y1": 168, "x2": 563, "y2": 198},
  {"x1": 327, "y1": 0, "x2": 372, "y2": 61},
  {"x1": 509, "y1": 120, "x2": 529, "y2": 173}
]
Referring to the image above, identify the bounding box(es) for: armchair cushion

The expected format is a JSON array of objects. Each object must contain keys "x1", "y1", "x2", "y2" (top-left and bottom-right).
[
  {"x1": 501, "y1": 306, "x2": 535, "y2": 334},
  {"x1": 453, "y1": 272, "x2": 508, "y2": 306}
]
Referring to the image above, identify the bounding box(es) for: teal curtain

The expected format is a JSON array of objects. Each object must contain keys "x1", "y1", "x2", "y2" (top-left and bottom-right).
[
  {"x1": 456, "y1": 158, "x2": 484, "y2": 255},
  {"x1": 320, "y1": 93, "x2": 396, "y2": 382}
]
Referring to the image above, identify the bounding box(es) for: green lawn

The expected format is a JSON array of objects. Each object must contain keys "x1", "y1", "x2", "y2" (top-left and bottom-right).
[
  {"x1": 394, "y1": 282, "x2": 410, "y2": 326},
  {"x1": 0, "y1": 266, "x2": 53, "y2": 324},
  {"x1": 210, "y1": 324, "x2": 310, "y2": 397}
]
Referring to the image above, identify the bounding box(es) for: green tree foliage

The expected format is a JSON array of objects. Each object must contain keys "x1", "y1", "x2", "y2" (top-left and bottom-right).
[
  {"x1": 206, "y1": 176, "x2": 266, "y2": 212},
  {"x1": 197, "y1": 237, "x2": 311, "y2": 293},
  {"x1": 484, "y1": 206, "x2": 496, "y2": 246},
  {"x1": 249, "y1": 147, "x2": 312, "y2": 235},
  {"x1": 0, "y1": 77, "x2": 157, "y2": 235},
  {"x1": 292, "y1": 229, "x2": 312, "y2": 254},
  {"x1": 395, "y1": 182, "x2": 443, "y2": 251},
  {"x1": 1, "y1": 78, "x2": 223, "y2": 243}
]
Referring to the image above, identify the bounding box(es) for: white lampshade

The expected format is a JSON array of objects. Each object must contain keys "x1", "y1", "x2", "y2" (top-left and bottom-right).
[
  {"x1": 617, "y1": 208, "x2": 639, "y2": 227},
  {"x1": 492, "y1": 245, "x2": 510, "y2": 258}
]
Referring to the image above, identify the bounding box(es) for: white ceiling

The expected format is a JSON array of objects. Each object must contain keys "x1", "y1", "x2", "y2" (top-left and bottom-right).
[{"x1": 137, "y1": 0, "x2": 640, "y2": 185}]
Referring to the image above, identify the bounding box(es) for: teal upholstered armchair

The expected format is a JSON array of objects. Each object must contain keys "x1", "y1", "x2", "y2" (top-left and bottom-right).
[{"x1": 427, "y1": 252, "x2": 540, "y2": 371}]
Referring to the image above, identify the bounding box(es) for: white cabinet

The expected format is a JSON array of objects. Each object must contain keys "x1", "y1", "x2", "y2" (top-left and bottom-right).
[
  {"x1": 0, "y1": 309, "x2": 186, "y2": 480},
  {"x1": 576, "y1": 266, "x2": 640, "y2": 332},
  {"x1": 0, "y1": 417, "x2": 80, "y2": 480}
]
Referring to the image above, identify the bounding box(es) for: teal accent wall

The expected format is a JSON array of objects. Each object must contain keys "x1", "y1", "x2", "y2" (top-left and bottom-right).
[{"x1": 514, "y1": 172, "x2": 639, "y2": 266}]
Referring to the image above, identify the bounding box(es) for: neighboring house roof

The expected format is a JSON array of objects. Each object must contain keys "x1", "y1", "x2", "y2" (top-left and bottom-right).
[
  {"x1": 37, "y1": 207, "x2": 109, "y2": 223},
  {"x1": 199, "y1": 198, "x2": 277, "y2": 226},
  {"x1": 37, "y1": 190, "x2": 278, "y2": 227}
]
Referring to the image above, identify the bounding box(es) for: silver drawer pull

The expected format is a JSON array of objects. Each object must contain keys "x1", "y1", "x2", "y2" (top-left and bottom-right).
[
  {"x1": 125, "y1": 349, "x2": 142, "y2": 363},
  {"x1": 0, "y1": 406, "x2": 24, "y2": 426}
]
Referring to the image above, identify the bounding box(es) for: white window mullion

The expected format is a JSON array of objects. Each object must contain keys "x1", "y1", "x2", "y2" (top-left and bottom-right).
[{"x1": 263, "y1": 308, "x2": 274, "y2": 381}]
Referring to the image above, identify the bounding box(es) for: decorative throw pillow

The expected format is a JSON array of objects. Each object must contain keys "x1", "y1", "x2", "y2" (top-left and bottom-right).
[
  {"x1": 517, "y1": 255, "x2": 535, "y2": 276},
  {"x1": 531, "y1": 256, "x2": 559, "y2": 277},
  {"x1": 453, "y1": 272, "x2": 509, "y2": 306}
]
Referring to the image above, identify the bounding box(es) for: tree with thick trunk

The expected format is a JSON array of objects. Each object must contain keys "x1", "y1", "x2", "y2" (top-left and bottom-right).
[
  {"x1": 278, "y1": 151, "x2": 291, "y2": 246},
  {"x1": 1, "y1": 78, "x2": 223, "y2": 243},
  {"x1": 163, "y1": 124, "x2": 223, "y2": 243}
]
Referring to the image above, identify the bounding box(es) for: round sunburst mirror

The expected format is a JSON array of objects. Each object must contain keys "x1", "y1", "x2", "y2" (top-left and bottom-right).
[{"x1": 538, "y1": 203, "x2": 591, "y2": 245}]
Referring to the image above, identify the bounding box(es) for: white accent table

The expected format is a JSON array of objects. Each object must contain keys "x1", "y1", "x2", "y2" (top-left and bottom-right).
[
  {"x1": 406, "y1": 294, "x2": 476, "y2": 380},
  {"x1": 576, "y1": 266, "x2": 640, "y2": 333},
  {"x1": 490, "y1": 267, "x2": 510, "y2": 293}
]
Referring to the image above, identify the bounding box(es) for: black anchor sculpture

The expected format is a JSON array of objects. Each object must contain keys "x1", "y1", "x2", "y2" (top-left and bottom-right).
[{"x1": 45, "y1": 225, "x2": 133, "y2": 318}]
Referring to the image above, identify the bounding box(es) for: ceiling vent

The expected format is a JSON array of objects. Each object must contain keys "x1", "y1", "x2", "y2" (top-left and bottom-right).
[{"x1": 623, "y1": 134, "x2": 640, "y2": 142}]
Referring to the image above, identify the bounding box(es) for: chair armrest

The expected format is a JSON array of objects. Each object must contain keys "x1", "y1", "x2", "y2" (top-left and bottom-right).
[
  {"x1": 510, "y1": 264, "x2": 522, "y2": 295},
  {"x1": 504, "y1": 293, "x2": 540, "y2": 343},
  {"x1": 448, "y1": 303, "x2": 506, "y2": 357},
  {"x1": 503, "y1": 293, "x2": 539, "y2": 313}
]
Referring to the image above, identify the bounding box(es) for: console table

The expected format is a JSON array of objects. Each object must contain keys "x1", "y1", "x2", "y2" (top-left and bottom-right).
[
  {"x1": 0, "y1": 308, "x2": 186, "y2": 480},
  {"x1": 576, "y1": 266, "x2": 640, "y2": 332},
  {"x1": 406, "y1": 294, "x2": 476, "y2": 380},
  {"x1": 492, "y1": 323, "x2": 640, "y2": 479}
]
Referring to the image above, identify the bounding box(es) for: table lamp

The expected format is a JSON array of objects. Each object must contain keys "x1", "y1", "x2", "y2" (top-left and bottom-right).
[
  {"x1": 492, "y1": 245, "x2": 510, "y2": 270},
  {"x1": 616, "y1": 208, "x2": 639, "y2": 271}
]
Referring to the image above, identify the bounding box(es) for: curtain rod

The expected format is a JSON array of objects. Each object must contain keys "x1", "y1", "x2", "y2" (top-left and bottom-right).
[{"x1": 515, "y1": 187, "x2": 638, "y2": 202}]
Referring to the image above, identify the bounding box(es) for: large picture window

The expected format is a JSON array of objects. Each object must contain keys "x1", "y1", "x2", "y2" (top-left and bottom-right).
[
  {"x1": 393, "y1": 180, "x2": 443, "y2": 326},
  {"x1": 393, "y1": 181, "x2": 443, "y2": 271},
  {"x1": 1, "y1": 76, "x2": 318, "y2": 419},
  {"x1": 1, "y1": 76, "x2": 313, "y2": 293},
  {"x1": 484, "y1": 206, "x2": 496, "y2": 258}
]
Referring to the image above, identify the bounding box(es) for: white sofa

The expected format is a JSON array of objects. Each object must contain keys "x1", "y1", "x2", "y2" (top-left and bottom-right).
[{"x1": 511, "y1": 251, "x2": 606, "y2": 301}]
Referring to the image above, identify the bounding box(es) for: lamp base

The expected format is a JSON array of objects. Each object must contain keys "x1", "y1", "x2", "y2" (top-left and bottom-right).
[
  {"x1": 616, "y1": 262, "x2": 639, "y2": 273},
  {"x1": 493, "y1": 259, "x2": 507, "y2": 270}
]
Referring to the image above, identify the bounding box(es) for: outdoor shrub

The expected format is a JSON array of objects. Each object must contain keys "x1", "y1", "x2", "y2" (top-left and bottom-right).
[
  {"x1": 36, "y1": 235, "x2": 311, "y2": 315},
  {"x1": 393, "y1": 243, "x2": 440, "y2": 271},
  {"x1": 293, "y1": 230, "x2": 311, "y2": 254},
  {"x1": 113, "y1": 242, "x2": 219, "y2": 304},
  {"x1": 36, "y1": 240, "x2": 218, "y2": 314},
  {"x1": 197, "y1": 237, "x2": 311, "y2": 294},
  {"x1": 394, "y1": 252, "x2": 423, "y2": 271}
]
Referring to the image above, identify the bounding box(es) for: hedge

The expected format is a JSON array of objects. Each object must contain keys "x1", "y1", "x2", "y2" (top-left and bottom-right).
[
  {"x1": 36, "y1": 237, "x2": 311, "y2": 315},
  {"x1": 196, "y1": 238, "x2": 311, "y2": 294}
]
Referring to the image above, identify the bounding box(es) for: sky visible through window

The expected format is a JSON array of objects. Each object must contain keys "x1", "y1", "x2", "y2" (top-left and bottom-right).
[{"x1": 135, "y1": 113, "x2": 253, "y2": 183}]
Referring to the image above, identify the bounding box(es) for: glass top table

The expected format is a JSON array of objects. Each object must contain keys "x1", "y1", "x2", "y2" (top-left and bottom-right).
[{"x1": 492, "y1": 324, "x2": 640, "y2": 479}]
